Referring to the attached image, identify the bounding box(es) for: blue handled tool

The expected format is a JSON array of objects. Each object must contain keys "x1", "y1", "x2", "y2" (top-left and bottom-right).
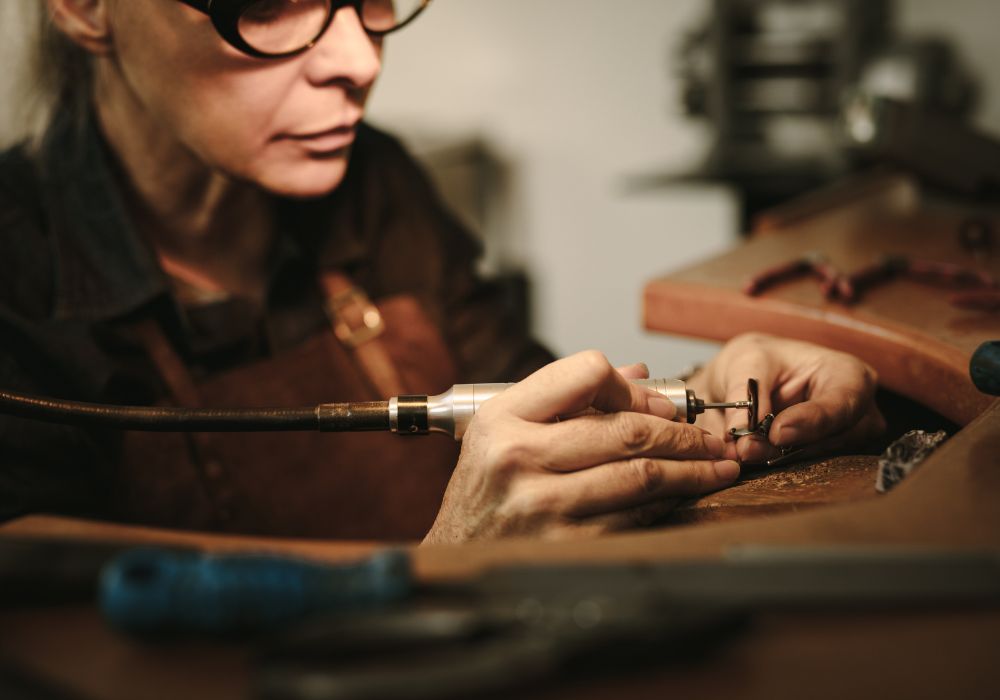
[
  {"x1": 99, "y1": 547, "x2": 411, "y2": 635},
  {"x1": 971, "y1": 340, "x2": 1000, "y2": 396}
]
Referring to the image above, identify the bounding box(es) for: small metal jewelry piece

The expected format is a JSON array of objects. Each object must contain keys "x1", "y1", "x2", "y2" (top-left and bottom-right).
[{"x1": 755, "y1": 412, "x2": 775, "y2": 437}]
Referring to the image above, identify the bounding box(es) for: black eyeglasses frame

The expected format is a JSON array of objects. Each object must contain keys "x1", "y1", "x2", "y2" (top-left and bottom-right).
[{"x1": 175, "y1": 0, "x2": 431, "y2": 59}]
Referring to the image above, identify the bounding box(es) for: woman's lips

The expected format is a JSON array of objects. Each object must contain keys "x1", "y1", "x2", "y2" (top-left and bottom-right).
[{"x1": 284, "y1": 124, "x2": 357, "y2": 154}]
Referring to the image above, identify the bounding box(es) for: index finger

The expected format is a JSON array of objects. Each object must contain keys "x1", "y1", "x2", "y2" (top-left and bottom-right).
[{"x1": 499, "y1": 351, "x2": 677, "y2": 423}]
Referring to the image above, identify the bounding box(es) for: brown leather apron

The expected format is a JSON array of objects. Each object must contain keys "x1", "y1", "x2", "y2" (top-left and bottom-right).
[{"x1": 113, "y1": 273, "x2": 460, "y2": 540}]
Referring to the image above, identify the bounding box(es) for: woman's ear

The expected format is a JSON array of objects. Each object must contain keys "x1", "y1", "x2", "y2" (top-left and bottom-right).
[{"x1": 48, "y1": 0, "x2": 114, "y2": 55}]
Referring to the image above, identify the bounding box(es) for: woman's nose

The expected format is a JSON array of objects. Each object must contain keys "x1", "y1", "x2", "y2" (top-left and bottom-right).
[{"x1": 302, "y1": 6, "x2": 382, "y2": 89}]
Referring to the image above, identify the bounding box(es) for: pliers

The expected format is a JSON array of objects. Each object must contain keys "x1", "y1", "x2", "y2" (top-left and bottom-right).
[
  {"x1": 745, "y1": 252, "x2": 999, "y2": 308},
  {"x1": 743, "y1": 251, "x2": 852, "y2": 300}
]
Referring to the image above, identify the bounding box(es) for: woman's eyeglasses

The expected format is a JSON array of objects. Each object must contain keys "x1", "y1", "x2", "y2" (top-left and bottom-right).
[{"x1": 176, "y1": 0, "x2": 431, "y2": 59}]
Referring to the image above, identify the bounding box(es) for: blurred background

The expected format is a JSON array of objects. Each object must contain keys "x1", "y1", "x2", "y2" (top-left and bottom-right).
[{"x1": 1, "y1": 0, "x2": 998, "y2": 376}]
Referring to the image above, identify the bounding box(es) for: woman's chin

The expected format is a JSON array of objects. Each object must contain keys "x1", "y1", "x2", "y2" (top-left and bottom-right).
[{"x1": 254, "y1": 157, "x2": 350, "y2": 200}]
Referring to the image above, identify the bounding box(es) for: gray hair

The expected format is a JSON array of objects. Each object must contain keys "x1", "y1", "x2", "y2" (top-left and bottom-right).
[{"x1": 3, "y1": 1, "x2": 94, "y2": 150}]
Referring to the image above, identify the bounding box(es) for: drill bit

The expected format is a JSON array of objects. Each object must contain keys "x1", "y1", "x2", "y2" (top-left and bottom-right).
[{"x1": 702, "y1": 400, "x2": 752, "y2": 410}]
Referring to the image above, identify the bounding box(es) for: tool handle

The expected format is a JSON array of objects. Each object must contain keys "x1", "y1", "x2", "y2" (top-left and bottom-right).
[
  {"x1": 426, "y1": 378, "x2": 695, "y2": 439},
  {"x1": 970, "y1": 340, "x2": 1000, "y2": 396},
  {"x1": 99, "y1": 548, "x2": 411, "y2": 634}
]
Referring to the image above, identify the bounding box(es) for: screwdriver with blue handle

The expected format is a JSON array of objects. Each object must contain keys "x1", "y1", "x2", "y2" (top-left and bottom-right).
[{"x1": 99, "y1": 547, "x2": 412, "y2": 635}]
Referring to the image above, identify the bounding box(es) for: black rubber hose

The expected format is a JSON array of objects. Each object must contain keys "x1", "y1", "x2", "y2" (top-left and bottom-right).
[{"x1": 0, "y1": 390, "x2": 391, "y2": 432}]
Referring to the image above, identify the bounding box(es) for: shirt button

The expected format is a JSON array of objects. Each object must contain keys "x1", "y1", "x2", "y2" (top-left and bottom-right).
[{"x1": 205, "y1": 460, "x2": 224, "y2": 479}]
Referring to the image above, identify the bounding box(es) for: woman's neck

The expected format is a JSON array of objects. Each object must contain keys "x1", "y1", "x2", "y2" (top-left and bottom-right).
[{"x1": 93, "y1": 64, "x2": 275, "y2": 305}]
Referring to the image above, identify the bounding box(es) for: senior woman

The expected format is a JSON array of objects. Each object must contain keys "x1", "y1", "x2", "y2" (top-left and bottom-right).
[{"x1": 0, "y1": 0, "x2": 884, "y2": 542}]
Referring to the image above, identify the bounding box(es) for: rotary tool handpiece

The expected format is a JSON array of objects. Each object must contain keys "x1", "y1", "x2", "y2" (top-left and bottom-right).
[{"x1": 385, "y1": 379, "x2": 754, "y2": 440}]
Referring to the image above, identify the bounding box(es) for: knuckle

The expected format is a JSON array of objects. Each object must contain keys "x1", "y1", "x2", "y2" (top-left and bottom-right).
[
  {"x1": 732, "y1": 331, "x2": 768, "y2": 350},
  {"x1": 612, "y1": 413, "x2": 654, "y2": 452},
  {"x1": 671, "y1": 427, "x2": 701, "y2": 454},
  {"x1": 508, "y1": 486, "x2": 563, "y2": 518},
  {"x1": 844, "y1": 354, "x2": 878, "y2": 386},
  {"x1": 628, "y1": 458, "x2": 665, "y2": 496},
  {"x1": 576, "y1": 349, "x2": 613, "y2": 380},
  {"x1": 484, "y1": 438, "x2": 532, "y2": 478}
]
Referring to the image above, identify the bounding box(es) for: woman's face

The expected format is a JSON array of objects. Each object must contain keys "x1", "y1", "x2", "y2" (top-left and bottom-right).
[{"x1": 105, "y1": 0, "x2": 383, "y2": 198}]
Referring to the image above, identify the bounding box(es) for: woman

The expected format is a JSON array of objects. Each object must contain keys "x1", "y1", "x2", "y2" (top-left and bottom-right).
[{"x1": 0, "y1": 0, "x2": 884, "y2": 542}]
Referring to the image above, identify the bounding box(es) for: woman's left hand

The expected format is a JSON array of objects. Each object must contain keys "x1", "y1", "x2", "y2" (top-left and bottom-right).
[{"x1": 686, "y1": 333, "x2": 887, "y2": 464}]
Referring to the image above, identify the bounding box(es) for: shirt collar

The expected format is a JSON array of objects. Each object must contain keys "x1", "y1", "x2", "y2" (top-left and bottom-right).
[{"x1": 35, "y1": 110, "x2": 168, "y2": 321}]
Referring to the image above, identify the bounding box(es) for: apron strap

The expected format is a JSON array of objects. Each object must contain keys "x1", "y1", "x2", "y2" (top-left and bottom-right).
[
  {"x1": 154, "y1": 241, "x2": 408, "y2": 400},
  {"x1": 135, "y1": 269, "x2": 407, "y2": 403},
  {"x1": 130, "y1": 319, "x2": 234, "y2": 526},
  {"x1": 132, "y1": 319, "x2": 205, "y2": 409},
  {"x1": 320, "y1": 272, "x2": 406, "y2": 398}
]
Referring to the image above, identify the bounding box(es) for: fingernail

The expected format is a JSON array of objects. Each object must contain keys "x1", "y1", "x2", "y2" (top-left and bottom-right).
[
  {"x1": 648, "y1": 396, "x2": 677, "y2": 420},
  {"x1": 705, "y1": 434, "x2": 726, "y2": 457},
  {"x1": 776, "y1": 424, "x2": 800, "y2": 446},
  {"x1": 713, "y1": 460, "x2": 740, "y2": 482}
]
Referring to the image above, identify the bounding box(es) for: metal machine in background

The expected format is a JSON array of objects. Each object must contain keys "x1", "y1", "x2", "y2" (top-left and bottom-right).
[{"x1": 676, "y1": 0, "x2": 982, "y2": 226}]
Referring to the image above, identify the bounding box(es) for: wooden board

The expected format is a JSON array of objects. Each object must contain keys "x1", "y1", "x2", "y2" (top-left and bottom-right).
[
  {"x1": 666, "y1": 455, "x2": 880, "y2": 524},
  {"x1": 644, "y1": 175, "x2": 1000, "y2": 426}
]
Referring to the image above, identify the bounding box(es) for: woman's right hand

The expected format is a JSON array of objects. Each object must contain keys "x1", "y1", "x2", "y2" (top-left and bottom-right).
[{"x1": 422, "y1": 351, "x2": 740, "y2": 544}]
